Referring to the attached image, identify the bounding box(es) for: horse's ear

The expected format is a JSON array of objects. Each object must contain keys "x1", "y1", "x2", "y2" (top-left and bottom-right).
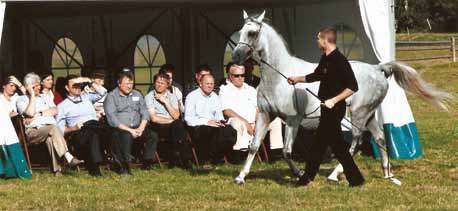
[
  {"x1": 256, "y1": 10, "x2": 265, "y2": 22},
  {"x1": 243, "y1": 10, "x2": 248, "y2": 20}
]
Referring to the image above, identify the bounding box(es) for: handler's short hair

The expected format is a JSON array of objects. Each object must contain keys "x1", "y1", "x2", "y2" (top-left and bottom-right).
[{"x1": 319, "y1": 27, "x2": 337, "y2": 44}]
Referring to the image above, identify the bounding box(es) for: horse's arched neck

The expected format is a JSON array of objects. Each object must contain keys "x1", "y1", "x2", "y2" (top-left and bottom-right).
[{"x1": 258, "y1": 24, "x2": 291, "y2": 71}]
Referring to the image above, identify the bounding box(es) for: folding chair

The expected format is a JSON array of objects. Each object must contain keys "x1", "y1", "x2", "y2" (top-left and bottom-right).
[{"x1": 11, "y1": 116, "x2": 32, "y2": 171}]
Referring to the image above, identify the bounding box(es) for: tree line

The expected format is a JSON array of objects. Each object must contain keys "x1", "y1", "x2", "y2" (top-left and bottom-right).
[{"x1": 395, "y1": 0, "x2": 457, "y2": 32}]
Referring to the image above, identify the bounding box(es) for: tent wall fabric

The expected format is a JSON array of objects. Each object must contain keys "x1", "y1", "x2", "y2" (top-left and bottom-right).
[
  {"x1": 0, "y1": 0, "x2": 421, "y2": 160},
  {"x1": 359, "y1": 0, "x2": 422, "y2": 159}
]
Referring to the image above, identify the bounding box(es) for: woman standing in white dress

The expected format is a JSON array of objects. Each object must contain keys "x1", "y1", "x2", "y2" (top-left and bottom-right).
[{"x1": 0, "y1": 99, "x2": 32, "y2": 179}]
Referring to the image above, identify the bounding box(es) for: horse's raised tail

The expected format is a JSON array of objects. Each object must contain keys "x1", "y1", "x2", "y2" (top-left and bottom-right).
[{"x1": 380, "y1": 61, "x2": 454, "y2": 111}]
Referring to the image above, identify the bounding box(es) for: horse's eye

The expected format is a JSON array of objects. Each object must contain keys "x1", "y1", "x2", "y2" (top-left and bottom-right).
[{"x1": 248, "y1": 31, "x2": 258, "y2": 37}]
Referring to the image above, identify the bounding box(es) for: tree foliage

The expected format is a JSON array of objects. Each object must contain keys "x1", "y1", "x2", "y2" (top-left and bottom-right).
[{"x1": 395, "y1": 0, "x2": 457, "y2": 32}]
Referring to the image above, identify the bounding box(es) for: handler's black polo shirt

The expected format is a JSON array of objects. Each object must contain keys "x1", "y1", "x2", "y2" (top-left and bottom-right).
[{"x1": 305, "y1": 48, "x2": 358, "y2": 114}]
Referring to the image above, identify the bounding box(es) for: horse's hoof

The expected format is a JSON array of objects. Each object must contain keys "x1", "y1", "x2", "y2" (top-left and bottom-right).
[{"x1": 234, "y1": 176, "x2": 245, "y2": 185}]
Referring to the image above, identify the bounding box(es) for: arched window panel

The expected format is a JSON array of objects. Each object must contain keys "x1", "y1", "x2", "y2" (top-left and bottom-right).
[
  {"x1": 334, "y1": 23, "x2": 364, "y2": 61},
  {"x1": 223, "y1": 31, "x2": 260, "y2": 78},
  {"x1": 134, "y1": 35, "x2": 166, "y2": 95},
  {"x1": 51, "y1": 37, "x2": 84, "y2": 79}
]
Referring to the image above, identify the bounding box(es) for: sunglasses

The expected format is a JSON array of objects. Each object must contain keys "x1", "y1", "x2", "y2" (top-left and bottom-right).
[{"x1": 231, "y1": 73, "x2": 245, "y2": 78}]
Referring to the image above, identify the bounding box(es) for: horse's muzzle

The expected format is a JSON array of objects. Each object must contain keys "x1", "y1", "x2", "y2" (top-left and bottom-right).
[{"x1": 232, "y1": 45, "x2": 252, "y2": 65}]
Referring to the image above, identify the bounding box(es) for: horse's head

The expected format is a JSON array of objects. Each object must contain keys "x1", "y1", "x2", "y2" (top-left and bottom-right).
[{"x1": 232, "y1": 10, "x2": 266, "y2": 65}]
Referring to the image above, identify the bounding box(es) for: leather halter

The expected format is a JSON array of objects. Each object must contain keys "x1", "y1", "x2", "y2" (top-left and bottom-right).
[{"x1": 237, "y1": 18, "x2": 263, "y2": 55}]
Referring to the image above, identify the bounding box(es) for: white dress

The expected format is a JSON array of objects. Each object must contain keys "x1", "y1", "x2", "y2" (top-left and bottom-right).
[{"x1": 0, "y1": 101, "x2": 32, "y2": 179}]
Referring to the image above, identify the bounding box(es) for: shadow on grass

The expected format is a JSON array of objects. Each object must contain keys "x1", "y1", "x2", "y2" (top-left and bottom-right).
[{"x1": 208, "y1": 164, "x2": 338, "y2": 186}]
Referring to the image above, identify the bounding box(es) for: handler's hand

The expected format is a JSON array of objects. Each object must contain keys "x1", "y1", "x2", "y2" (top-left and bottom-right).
[
  {"x1": 287, "y1": 76, "x2": 299, "y2": 85},
  {"x1": 323, "y1": 98, "x2": 337, "y2": 109},
  {"x1": 288, "y1": 76, "x2": 306, "y2": 85}
]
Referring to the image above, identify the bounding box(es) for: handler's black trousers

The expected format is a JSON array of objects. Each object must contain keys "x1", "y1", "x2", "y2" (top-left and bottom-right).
[
  {"x1": 111, "y1": 127, "x2": 158, "y2": 165},
  {"x1": 304, "y1": 106, "x2": 365, "y2": 186},
  {"x1": 189, "y1": 125, "x2": 236, "y2": 164},
  {"x1": 68, "y1": 120, "x2": 104, "y2": 175}
]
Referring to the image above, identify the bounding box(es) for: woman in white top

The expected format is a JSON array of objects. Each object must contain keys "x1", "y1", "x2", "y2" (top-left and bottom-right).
[
  {"x1": 39, "y1": 72, "x2": 56, "y2": 104},
  {"x1": 0, "y1": 99, "x2": 32, "y2": 179},
  {"x1": 0, "y1": 75, "x2": 26, "y2": 117}
]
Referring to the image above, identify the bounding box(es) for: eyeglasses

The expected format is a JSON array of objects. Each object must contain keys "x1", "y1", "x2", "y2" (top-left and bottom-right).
[{"x1": 231, "y1": 73, "x2": 245, "y2": 78}]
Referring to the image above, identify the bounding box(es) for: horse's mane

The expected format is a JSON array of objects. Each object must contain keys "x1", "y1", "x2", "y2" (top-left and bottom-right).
[{"x1": 259, "y1": 19, "x2": 292, "y2": 56}]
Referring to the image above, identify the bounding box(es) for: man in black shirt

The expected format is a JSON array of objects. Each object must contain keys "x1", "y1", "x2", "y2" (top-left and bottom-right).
[{"x1": 288, "y1": 27, "x2": 364, "y2": 187}]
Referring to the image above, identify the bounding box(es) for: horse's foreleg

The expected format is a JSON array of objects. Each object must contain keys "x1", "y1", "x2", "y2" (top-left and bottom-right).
[
  {"x1": 234, "y1": 112, "x2": 270, "y2": 184},
  {"x1": 283, "y1": 121, "x2": 302, "y2": 177}
]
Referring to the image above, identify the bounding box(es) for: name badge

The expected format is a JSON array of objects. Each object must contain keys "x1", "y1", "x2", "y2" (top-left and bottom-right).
[{"x1": 132, "y1": 96, "x2": 140, "y2": 101}]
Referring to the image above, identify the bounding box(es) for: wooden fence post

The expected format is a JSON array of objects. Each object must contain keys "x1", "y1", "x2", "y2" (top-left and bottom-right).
[{"x1": 452, "y1": 36, "x2": 456, "y2": 62}]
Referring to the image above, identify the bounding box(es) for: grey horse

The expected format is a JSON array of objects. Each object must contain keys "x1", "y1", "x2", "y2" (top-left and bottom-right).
[{"x1": 231, "y1": 11, "x2": 452, "y2": 185}]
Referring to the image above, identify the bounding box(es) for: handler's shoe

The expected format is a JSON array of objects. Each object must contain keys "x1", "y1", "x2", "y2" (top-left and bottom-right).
[{"x1": 349, "y1": 180, "x2": 365, "y2": 187}]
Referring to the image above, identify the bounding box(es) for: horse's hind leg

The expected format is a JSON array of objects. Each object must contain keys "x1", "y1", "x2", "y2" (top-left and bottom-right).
[
  {"x1": 234, "y1": 112, "x2": 270, "y2": 184},
  {"x1": 283, "y1": 118, "x2": 302, "y2": 177},
  {"x1": 365, "y1": 116, "x2": 391, "y2": 178}
]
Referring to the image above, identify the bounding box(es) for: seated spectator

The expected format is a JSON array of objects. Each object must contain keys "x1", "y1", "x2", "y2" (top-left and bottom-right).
[
  {"x1": 104, "y1": 69, "x2": 158, "y2": 174},
  {"x1": 219, "y1": 64, "x2": 257, "y2": 152},
  {"x1": 158, "y1": 64, "x2": 184, "y2": 113},
  {"x1": 53, "y1": 76, "x2": 67, "y2": 105},
  {"x1": 243, "y1": 58, "x2": 260, "y2": 88},
  {"x1": 220, "y1": 65, "x2": 284, "y2": 155},
  {"x1": 145, "y1": 73, "x2": 191, "y2": 169},
  {"x1": 184, "y1": 64, "x2": 212, "y2": 98},
  {"x1": 83, "y1": 69, "x2": 107, "y2": 119},
  {"x1": 39, "y1": 71, "x2": 57, "y2": 106},
  {"x1": 17, "y1": 73, "x2": 83, "y2": 176},
  {"x1": 217, "y1": 62, "x2": 233, "y2": 88},
  {"x1": 184, "y1": 74, "x2": 236, "y2": 166},
  {"x1": 56, "y1": 75, "x2": 107, "y2": 176},
  {"x1": 0, "y1": 75, "x2": 26, "y2": 117}
]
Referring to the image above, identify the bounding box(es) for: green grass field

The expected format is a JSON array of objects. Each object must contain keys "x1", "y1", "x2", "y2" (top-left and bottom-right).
[{"x1": 1, "y1": 34, "x2": 457, "y2": 210}]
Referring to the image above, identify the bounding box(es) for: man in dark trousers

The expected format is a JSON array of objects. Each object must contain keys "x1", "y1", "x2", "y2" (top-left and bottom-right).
[{"x1": 288, "y1": 27, "x2": 364, "y2": 187}]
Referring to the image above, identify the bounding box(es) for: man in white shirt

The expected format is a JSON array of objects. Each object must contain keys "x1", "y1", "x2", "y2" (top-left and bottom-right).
[
  {"x1": 184, "y1": 74, "x2": 236, "y2": 165},
  {"x1": 219, "y1": 64, "x2": 257, "y2": 151},
  {"x1": 220, "y1": 64, "x2": 284, "y2": 159}
]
